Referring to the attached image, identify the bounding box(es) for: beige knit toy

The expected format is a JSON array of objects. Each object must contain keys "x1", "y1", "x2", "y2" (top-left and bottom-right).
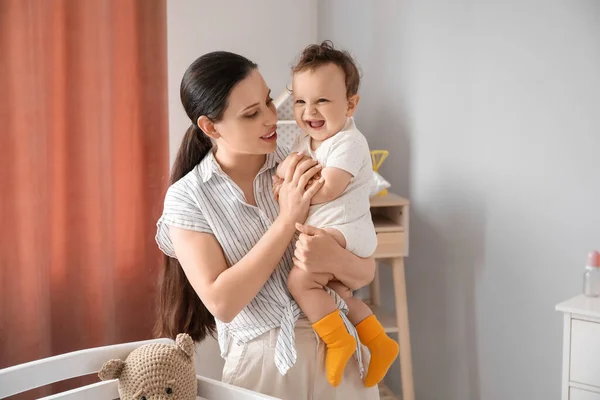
[{"x1": 98, "y1": 333, "x2": 197, "y2": 400}]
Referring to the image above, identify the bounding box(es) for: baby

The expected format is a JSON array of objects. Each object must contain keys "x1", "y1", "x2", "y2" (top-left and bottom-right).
[{"x1": 273, "y1": 41, "x2": 399, "y2": 388}]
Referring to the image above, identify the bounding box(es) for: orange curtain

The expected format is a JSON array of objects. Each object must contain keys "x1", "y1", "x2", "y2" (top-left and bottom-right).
[{"x1": 0, "y1": 0, "x2": 169, "y2": 397}]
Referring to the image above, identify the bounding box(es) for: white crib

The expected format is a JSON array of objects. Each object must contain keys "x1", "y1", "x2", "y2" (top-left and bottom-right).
[{"x1": 0, "y1": 338, "x2": 278, "y2": 400}]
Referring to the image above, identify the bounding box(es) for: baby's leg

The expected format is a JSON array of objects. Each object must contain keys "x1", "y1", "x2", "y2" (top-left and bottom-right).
[
  {"x1": 322, "y1": 227, "x2": 347, "y2": 249},
  {"x1": 327, "y1": 280, "x2": 373, "y2": 327},
  {"x1": 324, "y1": 227, "x2": 399, "y2": 387},
  {"x1": 287, "y1": 266, "x2": 356, "y2": 387},
  {"x1": 323, "y1": 227, "x2": 374, "y2": 326},
  {"x1": 287, "y1": 266, "x2": 336, "y2": 323}
]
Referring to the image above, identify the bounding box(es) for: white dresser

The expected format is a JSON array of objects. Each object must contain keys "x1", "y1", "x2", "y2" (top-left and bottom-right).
[{"x1": 556, "y1": 295, "x2": 600, "y2": 400}]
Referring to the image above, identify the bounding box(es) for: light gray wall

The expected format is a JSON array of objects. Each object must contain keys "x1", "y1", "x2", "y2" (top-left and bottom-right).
[
  {"x1": 167, "y1": 0, "x2": 318, "y2": 165},
  {"x1": 319, "y1": 1, "x2": 600, "y2": 399}
]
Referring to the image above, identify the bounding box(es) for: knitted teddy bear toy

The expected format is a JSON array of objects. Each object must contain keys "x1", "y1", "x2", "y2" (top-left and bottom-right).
[{"x1": 98, "y1": 333, "x2": 197, "y2": 400}]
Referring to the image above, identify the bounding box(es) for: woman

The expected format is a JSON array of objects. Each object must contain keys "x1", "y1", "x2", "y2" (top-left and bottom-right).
[{"x1": 154, "y1": 51, "x2": 379, "y2": 400}]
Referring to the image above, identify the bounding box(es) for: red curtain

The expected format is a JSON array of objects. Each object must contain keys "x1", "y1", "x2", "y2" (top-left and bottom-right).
[{"x1": 0, "y1": 0, "x2": 169, "y2": 397}]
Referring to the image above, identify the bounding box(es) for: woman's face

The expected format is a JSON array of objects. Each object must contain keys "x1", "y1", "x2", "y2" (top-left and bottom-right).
[{"x1": 212, "y1": 69, "x2": 278, "y2": 155}]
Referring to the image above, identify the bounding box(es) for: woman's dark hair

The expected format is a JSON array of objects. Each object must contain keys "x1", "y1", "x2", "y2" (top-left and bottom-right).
[{"x1": 155, "y1": 52, "x2": 258, "y2": 342}]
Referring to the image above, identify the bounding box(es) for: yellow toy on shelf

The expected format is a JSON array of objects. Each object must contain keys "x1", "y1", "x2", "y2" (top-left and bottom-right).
[{"x1": 371, "y1": 150, "x2": 389, "y2": 196}]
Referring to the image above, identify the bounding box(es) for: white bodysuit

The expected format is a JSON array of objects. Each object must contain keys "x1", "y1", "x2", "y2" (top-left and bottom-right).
[{"x1": 291, "y1": 117, "x2": 377, "y2": 258}]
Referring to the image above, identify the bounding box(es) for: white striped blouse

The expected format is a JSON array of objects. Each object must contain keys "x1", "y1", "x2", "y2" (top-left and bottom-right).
[{"x1": 155, "y1": 145, "x2": 363, "y2": 376}]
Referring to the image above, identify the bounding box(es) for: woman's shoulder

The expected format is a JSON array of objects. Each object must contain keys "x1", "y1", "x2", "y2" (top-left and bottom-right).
[{"x1": 165, "y1": 166, "x2": 204, "y2": 204}]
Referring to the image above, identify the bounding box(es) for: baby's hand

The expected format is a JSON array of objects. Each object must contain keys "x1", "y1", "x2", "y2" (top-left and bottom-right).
[{"x1": 272, "y1": 175, "x2": 284, "y2": 200}]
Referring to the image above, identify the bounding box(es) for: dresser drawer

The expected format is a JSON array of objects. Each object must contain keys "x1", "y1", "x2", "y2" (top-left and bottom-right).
[
  {"x1": 571, "y1": 319, "x2": 600, "y2": 387},
  {"x1": 570, "y1": 388, "x2": 600, "y2": 400},
  {"x1": 374, "y1": 232, "x2": 405, "y2": 258}
]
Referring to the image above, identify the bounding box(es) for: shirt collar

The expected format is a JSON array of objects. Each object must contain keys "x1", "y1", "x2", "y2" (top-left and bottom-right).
[
  {"x1": 198, "y1": 145, "x2": 287, "y2": 183},
  {"x1": 198, "y1": 147, "x2": 218, "y2": 183}
]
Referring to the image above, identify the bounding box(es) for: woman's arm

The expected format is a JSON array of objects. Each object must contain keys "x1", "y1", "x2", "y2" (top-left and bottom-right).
[
  {"x1": 293, "y1": 223, "x2": 376, "y2": 290},
  {"x1": 171, "y1": 154, "x2": 324, "y2": 323},
  {"x1": 170, "y1": 217, "x2": 296, "y2": 323}
]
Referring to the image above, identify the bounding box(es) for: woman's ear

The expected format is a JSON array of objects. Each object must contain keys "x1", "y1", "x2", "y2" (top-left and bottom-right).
[
  {"x1": 197, "y1": 116, "x2": 220, "y2": 140},
  {"x1": 346, "y1": 95, "x2": 360, "y2": 117}
]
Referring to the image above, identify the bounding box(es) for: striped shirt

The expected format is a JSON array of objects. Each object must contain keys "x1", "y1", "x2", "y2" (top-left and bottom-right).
[{"x1": 155, "y1": 145, "x2": 363, "y2": 376}]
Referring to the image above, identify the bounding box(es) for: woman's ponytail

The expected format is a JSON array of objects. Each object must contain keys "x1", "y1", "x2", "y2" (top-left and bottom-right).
[{"x1": 170, "y1": 124, "x2": 212, "y2": 183}]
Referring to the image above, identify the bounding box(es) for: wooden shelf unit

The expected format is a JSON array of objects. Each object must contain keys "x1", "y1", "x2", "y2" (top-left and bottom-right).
[{"x1": 368, "y1": 193, "x2": 413, "y2": 400}]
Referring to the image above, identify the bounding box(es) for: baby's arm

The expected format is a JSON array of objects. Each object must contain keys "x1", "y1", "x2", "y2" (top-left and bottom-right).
[
  {"x1": 309, "y1": 167, "x2": 351, "y2": 205},
  {"x1": 310, "y1": 130, "x2": 369, "y2": 205}
]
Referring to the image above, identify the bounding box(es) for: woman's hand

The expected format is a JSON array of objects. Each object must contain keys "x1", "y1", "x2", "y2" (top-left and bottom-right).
[
  {"x1": 293, "y1": 223, "x2": 375, "y2": 290},
  {"x1": 277, "y1": 153, "x2": 324, "y2": 225},
  {"x1": 272, "y1": 175, "x2": 284, "y2": 200},
  {"x1": 293, "y1": 223, "x2": 342, "y2": 276}
]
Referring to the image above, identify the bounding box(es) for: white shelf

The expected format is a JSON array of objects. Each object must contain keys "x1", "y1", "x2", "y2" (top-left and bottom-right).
[{"x1": 556, "y1": 295, "x2": 600, "y2": 320}]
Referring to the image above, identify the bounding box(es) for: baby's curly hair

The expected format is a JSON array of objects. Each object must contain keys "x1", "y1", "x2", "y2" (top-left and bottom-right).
[{"x1": 292, "y1": 40, "x2": 360, "y2": 98}]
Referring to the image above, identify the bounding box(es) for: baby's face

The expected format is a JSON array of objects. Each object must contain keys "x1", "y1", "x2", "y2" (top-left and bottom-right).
[{"x1": 292, "y1": 63, "x2": 357, "y2": 142}]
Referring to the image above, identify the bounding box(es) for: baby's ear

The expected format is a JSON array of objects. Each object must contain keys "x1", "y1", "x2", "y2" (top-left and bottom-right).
[
  {"x1": 98, "y1": 359, "x2": 125, "y2": 381},
  {"x1": 176, "y1": 333, "x2": 195, "y2": 358},
  {"x1": 346, "y1": 94, "x2": 360, "y2": 117}
]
